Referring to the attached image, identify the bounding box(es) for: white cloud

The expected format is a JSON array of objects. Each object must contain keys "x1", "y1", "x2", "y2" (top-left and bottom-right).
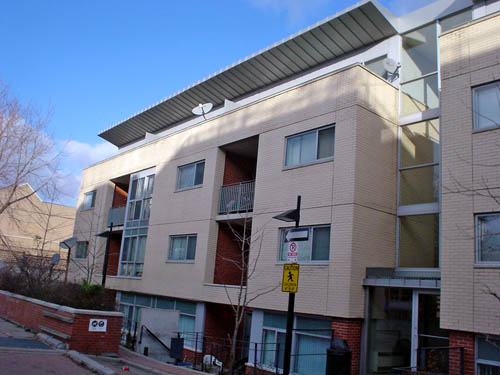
[
  {"x1": 55, "y1": 140, "x2": 118, "y2": 206},
  {"x1": 248, "y1": 0, "x2": 329, "y2": 24}
]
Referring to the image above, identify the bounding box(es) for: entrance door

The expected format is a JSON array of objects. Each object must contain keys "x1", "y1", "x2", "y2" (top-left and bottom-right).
[{"x1": 413, "y1": 293, "x2": 449, "y2": 372}]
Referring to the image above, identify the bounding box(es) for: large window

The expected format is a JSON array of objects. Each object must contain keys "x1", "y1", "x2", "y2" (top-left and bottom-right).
[
  {"x1": 401, "y1": 23, "x2": 439, "y2": 116},
  {"x1": 477, "y1": 336, "x2": 500, "y2": 375},
  {"x1": 398, "y1": 119, "x2": 440, "y2": 268},
  {"x1": 260, "y1": 312, "x2": 331, "y2": 375},
  {"x1": 176, "y1": 160, "x2": 205, "y2": 190},
  {"x1": 119, "y1": 293, "x2": 198, "y2": 349},
  {"x1": 119, "y1": 169, "x2": 155, "y2": 277},
  {"x1": 285, "y1": 125, "x2": 335, "y2": 167},
  {"x1": 261, "y1": 313, "x2": 286, "y2": 369},
  {"x1": 168, "y1": 235, "x2": 197, "y2": 261},
  {"x1": 476, "y1": 214, "x2": 500, "y2": 263},
  {"x1": 279, "y1": 225, "x2": 330, "y2": 262},
  {"x1": 473, "y1": 81, "x2": 500, "y2": 130},
  {"x1": 74, "y1": 241, "x2": 88, "y2": 259},
  {"x1": 82, "y1": 191, "x2": 96, "y2": 210}
]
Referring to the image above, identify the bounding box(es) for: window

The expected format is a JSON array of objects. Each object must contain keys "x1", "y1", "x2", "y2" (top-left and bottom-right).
[
  {"x1": 476, "y1": 214, "x2": 500, "y2": 263},
  {"x1": 285, "y1": 125, "x2": 335, "y2": 167},
  {"x1": 477, "y1": 336, "x2": 500, "y2": 375},
  {"x1": 279, "y1": 225, "x2": 330, "y2": 262},
  {"x1": 259, "y1": 313, "x2": 331, "y2": 375},
  {"x1": 82, "y1": 191, "x2": 96, "y2": 210},
  {"x1": 119, "y1": 293, "x2": 199, "y2": 349},
  {"x1": 401, "y1": 23, "x2": 439, "y2": 116},
  {"x1": 177, "y1": 160, "x2": 205, "y2": 190},
  {"x1": 74, "y1": 241, "x2": 88, "y2": 259},
  {"x1": 262, "y1": 313, "x2": 286, "y2": 370},
  {"x1": 168, "y1": 235, "x2": 197, "y2": 261},
  {"x1": 119, "y1": 169, "x2": 155, "y2": 277},
  {"x1": 473, "y1": 81, "x2": 500, "y2": 130}
]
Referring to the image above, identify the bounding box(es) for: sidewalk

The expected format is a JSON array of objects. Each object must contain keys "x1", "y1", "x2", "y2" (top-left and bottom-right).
[
  {"x1": 0, "y1": 317, "x2": 95, "y2": 375},
  {"x1": 0, "y1": 316, "x2": 205, "y2": 375}
]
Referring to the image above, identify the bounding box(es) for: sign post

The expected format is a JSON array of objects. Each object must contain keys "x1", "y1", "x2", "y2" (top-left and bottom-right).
[{"x1": 273, "y1": 195, "x2": 301, "y2": 375}]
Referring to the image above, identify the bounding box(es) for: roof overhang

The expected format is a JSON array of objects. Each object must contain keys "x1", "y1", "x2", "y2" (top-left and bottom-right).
[{"x1": 98, "y1": 0, "x2": 397, "y2": 148}]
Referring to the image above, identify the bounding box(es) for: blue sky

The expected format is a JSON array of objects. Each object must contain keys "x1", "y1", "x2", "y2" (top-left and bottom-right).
[{"x1": 0, "y1": 0, "x2": 433, "y2": 205}]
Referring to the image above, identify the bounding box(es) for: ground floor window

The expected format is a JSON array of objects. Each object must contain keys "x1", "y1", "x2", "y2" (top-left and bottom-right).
[
  {"x1": 118, "y1": 292, "x2": 199, "y2": 349},
  {"x1": 254, "y1": 311, "x2": 331, "y2": 375},
  {"x1": 477, "y1": 336, "x2": 500, "y2": 375}
]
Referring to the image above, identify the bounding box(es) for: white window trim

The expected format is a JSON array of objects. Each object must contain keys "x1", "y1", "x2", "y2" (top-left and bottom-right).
[
  {"x1": 283, "y1": 124, "x2": 335, "y2": 168},
  {"x1": 167, "y1": 234, "x2": 197, "y2": 262},
  {"x1": 277, "y1": 225, "x2": 330, "y2": 263},
  {"x1": 475, "y1": 213, "x2": 500, "y2": 265},
  {"x1": 175, "y1": 160, "x2": 205, "y2": 191}
]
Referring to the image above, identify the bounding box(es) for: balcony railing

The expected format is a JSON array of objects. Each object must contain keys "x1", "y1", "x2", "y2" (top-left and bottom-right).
[
  {"x1": 107, "y1": 205, "x2": 126, "y2": 227},
  {"x1": 218, "y1": 180, "x2": 255, "y2": 214}
]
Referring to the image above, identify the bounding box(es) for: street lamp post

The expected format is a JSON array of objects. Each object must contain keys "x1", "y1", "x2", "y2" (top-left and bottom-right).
[{"x1": 273, "y1": 195, "x2": 301, "y2": 375}]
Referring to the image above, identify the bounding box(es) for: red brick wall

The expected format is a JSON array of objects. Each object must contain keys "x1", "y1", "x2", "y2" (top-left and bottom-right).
[
  {"x1": 332, "y1": 318, "x2": 362, "y2": 375},
  {"x1": 0, "y1": 291, "x2": 122, "y2": 353},
  {"x1": 214, "y1": 224, "x2": 248, "y2": 285},
  {"x1": 223, "y1": 152, "x2": 256, "y2": 185},
  {"x1": 449, "y1": 330, "x2": 475, "y2": 375},
  {"x1": 106, "y1": 234, "x2": 122, "y2": 277},
  {"x1": 112, "y1": 184, "x2": 128, "y2": 207}
]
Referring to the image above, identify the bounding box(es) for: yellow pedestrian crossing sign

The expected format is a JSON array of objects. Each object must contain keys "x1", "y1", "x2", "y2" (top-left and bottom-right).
[{"x1": 282, "y1": 263, "x2": 299, "y2": 293}]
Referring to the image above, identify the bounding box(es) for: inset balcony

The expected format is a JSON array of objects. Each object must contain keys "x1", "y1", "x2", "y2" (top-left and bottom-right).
[
  {"x1": 218, "y1": 180, "x2": 255, "y2": 215},
  {"x1": 107, "y1": 205, "x2": 126, "y2": 227}
]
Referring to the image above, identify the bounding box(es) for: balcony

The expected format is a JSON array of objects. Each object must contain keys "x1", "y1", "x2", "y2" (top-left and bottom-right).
[
  {"x1": 218, "y1": 180, "x2": 255, "y2": 214},
  {"x1": 107, "y1": 205, "x2": 126, "y2": 227}
]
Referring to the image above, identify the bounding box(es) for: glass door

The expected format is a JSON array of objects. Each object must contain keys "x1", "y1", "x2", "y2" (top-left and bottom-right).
[{"x1": 415, "y1": 293, "x2": 449, "y2": 372}]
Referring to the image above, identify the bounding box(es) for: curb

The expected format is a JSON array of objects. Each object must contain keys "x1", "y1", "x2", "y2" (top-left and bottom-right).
[
  {"x1": 36, "y1": 332, "x2": 68, "y2": 350},
  {"x1": 66, "y1": 350, "x2": 119, "y2": 375}
]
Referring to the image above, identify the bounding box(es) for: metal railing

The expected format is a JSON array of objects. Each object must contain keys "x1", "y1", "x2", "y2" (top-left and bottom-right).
[
  {"x1": 218, "y1": 180, "x2": 255, "y2": 214},
  {"x1": 107, "y1": 205, "x2": 126, "y2": 227}
]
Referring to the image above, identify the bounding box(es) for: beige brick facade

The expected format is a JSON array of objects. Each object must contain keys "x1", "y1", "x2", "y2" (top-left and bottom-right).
[
  {"x1": 440, "y1": 12, "x2": 500, "y2": 335},
  {"x1": 73, "y1": 65, "x2": 398, "y2": 319}
]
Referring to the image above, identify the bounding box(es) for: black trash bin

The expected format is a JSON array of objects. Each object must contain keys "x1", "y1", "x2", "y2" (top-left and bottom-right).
[{"x1": 326, "y1": 338, "x2": 351, "y2": 375}]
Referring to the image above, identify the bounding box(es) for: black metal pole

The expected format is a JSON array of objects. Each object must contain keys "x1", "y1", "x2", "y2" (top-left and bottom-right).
[
  {"x1": 101, "y1": 222, "x2": 113, "y2": 286},
  {"x1": 283, "y1": 195, "x2": 300, "y2": 375}
]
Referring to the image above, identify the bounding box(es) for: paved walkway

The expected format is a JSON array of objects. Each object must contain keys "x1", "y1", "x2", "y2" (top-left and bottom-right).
[
  {"x1": 0, "y1": 318, "x2": 95, "y2": 375},
  {"x1": 0, "y1": 317, "x2": 208, "y2": 375}
]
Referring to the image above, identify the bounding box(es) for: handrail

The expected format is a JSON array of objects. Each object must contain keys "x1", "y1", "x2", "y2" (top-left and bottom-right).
[{"x1": 139, "y1": 325, "x2": 171, "y2": 352}]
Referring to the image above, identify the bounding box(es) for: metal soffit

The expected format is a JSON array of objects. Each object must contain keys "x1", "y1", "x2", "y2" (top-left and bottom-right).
[{"x1": 99, "y1": 1, "x2": 397, "y2": 148}]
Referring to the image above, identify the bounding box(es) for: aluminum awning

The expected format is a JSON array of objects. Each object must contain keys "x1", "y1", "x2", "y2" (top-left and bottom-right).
[{"x1": 99, "y1": 0, "x2": 397, "y2": 148}]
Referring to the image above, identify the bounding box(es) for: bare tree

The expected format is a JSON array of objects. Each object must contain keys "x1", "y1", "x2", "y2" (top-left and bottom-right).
[
  {"x1": 69, "y1": 201, "x2": 107, "y2": 284},
  {"x1": 0, "y1": 81, "x2": 60, "y2": 218},
  {"x1": 0, "y1": 183, "x2": 75, "y2": 294},
  {"x1": 219, "y1": 215, "x2": 279, "y2": 371}
]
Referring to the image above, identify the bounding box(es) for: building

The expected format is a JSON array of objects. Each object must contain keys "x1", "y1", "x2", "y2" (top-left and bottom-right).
[
  {"x1": 69, "y1": 0, "x2": 500, "y2": 374},
  {"x1": 0, "y1": 184, "x2": 75, "y2": 271}
]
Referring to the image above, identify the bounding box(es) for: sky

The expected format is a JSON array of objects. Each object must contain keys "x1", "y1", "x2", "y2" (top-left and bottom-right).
[{"x1": 0, "y1": 0, "x2": 434, "y2": 205}]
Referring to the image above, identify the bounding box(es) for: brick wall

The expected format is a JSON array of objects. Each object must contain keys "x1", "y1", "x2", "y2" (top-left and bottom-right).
[
  {"x1": 223, "y1": 152, "x2": 256, "y2": 185},
  {"x1": 112, "y1": 184, "x2": 128, "y2": 207},
  {"x1": 449, "y1": 330, "x2": 475, "y2": 375},
  {"x1": 0, "y1": 290, "x2": 122, "y2": 354},
  {"x1": 332, "y1": 317, "x2": 362, "y2": 375},
  {"x1": 106, "y1": 233, "x2": 121, "y2": 277},
  {"x1": 214, "y1": 224, "x2": 247, "y2": 285}
]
